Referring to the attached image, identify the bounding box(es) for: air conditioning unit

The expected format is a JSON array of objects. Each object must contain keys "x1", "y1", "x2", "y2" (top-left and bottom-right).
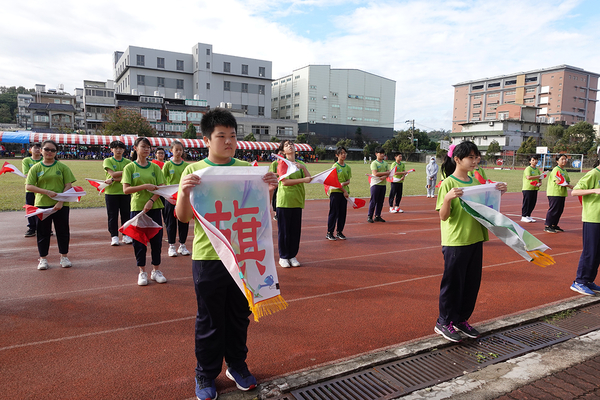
[
  {"x1": 131, "y1": 89, "x2": 138, "y2": 95},
  {"x1": 86, "y1": 112, "x2": 92, "y2": 117},
  {"x1": 488, "y1": 121, "x2": 494, "y2": 126},
  {"x1": 323, "y1": 95, "x2": 327, "y2": 99},
  {"x1": 154, "y1": 91, "x2": 161, "y2": 96},
  {"x1": 322, "y1": 115, "x2": 326, "y2": 119},
  {"x1": 351, "y1": 117, "x2": 356, "y2": 121}
]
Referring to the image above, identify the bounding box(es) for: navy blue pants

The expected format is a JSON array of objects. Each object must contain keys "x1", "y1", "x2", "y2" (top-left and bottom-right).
[
  {"x1": 545, "y1": 196, "x2": 565, "y2": 227},
  {"x1": 164, "y1": 201, "x2": 189, "y2": 244},
  {"x1": 575, "y1": 222, "x2": 600, "y2": 285},
  {"x1": 193, "y1": 260, "x2": 251, "y2": 379},
  {"x1": 438, "y1": 242, "x2": 483, "y2": 326},
  {"x1": 389, "y1": 182, "x2": 403, "y2": 207},
  {"x1": 131, "y1": 209, "x2": 163, "y2": 267},
  {"x1": 276, "y1": 207, "x2": 302, "y2": 259},
  {"x1": 327, "y1": 192, "x2": 347, "y2": 234},
  {"x1": 26, "y1": 192, "x2": 37, "y2": 231},
  {"x1": 521, "y1": 190, "x2": 538, "y2": 218},
  {"x1": 37, "y1": 206, "x2": 70, "y2": 257},
  {"x1": 368, "y1": 185, "x2": 386, "y2": 218},
  {"x1": 105, "y1": 194, "x2": 130, "y2": 237}
]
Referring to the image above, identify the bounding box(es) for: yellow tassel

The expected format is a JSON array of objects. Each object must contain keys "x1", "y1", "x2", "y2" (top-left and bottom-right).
[
  {"x1": 244, "y1": 285, "x2": 288, "y2": 322},
  {"x1": 527, "y1": 250, "x2": 555, "y2": 267}
]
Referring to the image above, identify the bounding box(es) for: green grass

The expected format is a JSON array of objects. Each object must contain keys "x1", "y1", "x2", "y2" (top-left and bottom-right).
[{"x1": 0, "y1": 158, "x2": 588, "y2": 212}]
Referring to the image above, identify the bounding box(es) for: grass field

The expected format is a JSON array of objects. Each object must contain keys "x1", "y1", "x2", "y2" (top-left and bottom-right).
[{"x1": 0, "y1": 158, "x2": 588, "y2": 212}]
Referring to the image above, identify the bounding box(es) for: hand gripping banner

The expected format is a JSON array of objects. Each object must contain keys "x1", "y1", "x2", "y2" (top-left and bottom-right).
[{"x1": 189, "y1": 166, "x2": 287, "y2": 321}]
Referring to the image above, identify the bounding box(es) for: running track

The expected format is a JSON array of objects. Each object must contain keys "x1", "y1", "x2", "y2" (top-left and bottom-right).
[{"x1": 0, "y1": 192, "x2": 586, "y2": 399}]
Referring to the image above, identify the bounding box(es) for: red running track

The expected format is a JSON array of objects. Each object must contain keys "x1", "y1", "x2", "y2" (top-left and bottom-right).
[{"x1": 0, "y1": 193, "x2": 587, "y2": 399}]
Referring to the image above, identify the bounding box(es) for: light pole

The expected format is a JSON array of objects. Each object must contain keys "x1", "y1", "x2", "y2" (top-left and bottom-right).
[{"x1": 405, "y1": 119, "x2": 415, "y2": 148}]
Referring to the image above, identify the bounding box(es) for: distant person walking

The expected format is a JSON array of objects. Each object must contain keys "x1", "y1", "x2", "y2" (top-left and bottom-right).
[{"x1": 426, "y1": 156, "x2": 438, "y2": 198}]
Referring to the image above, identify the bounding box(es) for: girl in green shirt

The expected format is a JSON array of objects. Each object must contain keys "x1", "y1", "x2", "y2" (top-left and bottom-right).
[
  {"x1": 162, "y1": 140, "x2": 190, "y2": 257},
  {"x1": 544, "y1": 155, "x2": 574, "y2": 233}
]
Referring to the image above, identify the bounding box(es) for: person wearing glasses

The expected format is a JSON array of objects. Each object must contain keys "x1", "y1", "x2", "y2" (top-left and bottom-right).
[{"x1": 25, "y1": 140, "x2": 76, "y2": 270}]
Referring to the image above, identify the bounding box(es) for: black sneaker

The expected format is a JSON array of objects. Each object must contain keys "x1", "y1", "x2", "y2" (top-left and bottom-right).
[
  {"x1": 553, "y1": 225, "x2": 564, "y2": 232},
  {"x1": 544, "y1": 226, "x2": 557, "y2": 233},
  {"x1": 374, "y1": 216, "x2": 386, "y2": 222},
  {"x1": 326, "y1": 232, "x2": 337, "y2": 241},
  {"x1": 367, "y1": 217, "x2": 374, "y2": 223},
  {"x1": 434, "y1": 322, "x2": 462, "y2": 342},
  {"x1": 24, "y1": 229, "x2": 36, "y2": 237},
  {"x1": 453, "y1": 321, "x2": 480, "y2": 338},
  {"x1": 336, "y1": 232, "x2": 346, "y2": 240}
]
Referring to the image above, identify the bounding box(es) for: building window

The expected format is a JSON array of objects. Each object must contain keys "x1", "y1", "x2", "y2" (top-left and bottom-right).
[
  {"x1": 137, "y1": 75, "x2": 145, "y2": 85},
  {"x1": 224, "y1": 81, "x2": 230, "y2": 91},
  {"x1": 295, "y1": 92, "x2": 300, "y2": 97},
  {"x1": 136, "y1": 54, "x2": 145, "y2": 66},
  {"x1": 242, "y1": 64, "x2": 248, "y2": 75},
  {"x1": 525, "y1": 77, "x2": 538, "y2": 83},
  {"x1": 525, "y1": 88, "x2": 536, "y2": 93},
  {"x1": 206, "y1": 48, "x2": 210, "y2": 55},
  {"x1": 488, "y1": 82, "x2": 500, "y2": 88},
  {"x1": 309, "y1": 85, "x2": 317, "y2": 89},
  {"x1": 258, "y1": 85, "x2": 265, "y2": 95},
  {"x1": 157, "y1": 57, "x2": 165, "y2": 68},
  {"x1": 505, "y1": 90, "x2": 516, "y2": 96},
  {"x1": 206, "y1": 62, "x2": 210, "y2": 69},
  {"x1": 241, "y1": 105, "x2": 248, "y2": 112},
  {"x1": 177, "y1": 79, "x2": 184, "y2": 90},
  {"x1": 259, "y1": 67, "x2": 265, "y2": 77},
  {"x1": 224, "y1": 62, "x2": 230, "y2": 73},
  {"x1": 242, "y1": 83, "x2": 248, "y2": 93},
  {"x1": 473, "y1": 94, "x2": 482, "y2": 99},
  {"x1": 177, "y1": 60, "x2": 184, "y2": 71},
  {"x1": 206, "y1": 83, "x2": 210, "y2": 90},
  {"x1": 472, "y1": 84, "x2": 483, "y2": 90},
  {"x1": 259, "y1": 107, "x2": 264, "y2": 116},
  {"x1": 157, "y1": 77, "x2": 165, "y2": 87}
]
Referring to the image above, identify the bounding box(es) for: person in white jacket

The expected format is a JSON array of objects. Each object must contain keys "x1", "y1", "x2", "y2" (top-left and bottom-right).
[{"x1": 426, "y1": 156, "x2": 439, "y2": 198}]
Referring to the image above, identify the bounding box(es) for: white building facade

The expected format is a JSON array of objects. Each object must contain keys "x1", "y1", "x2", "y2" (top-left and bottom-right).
[
  {"x1": 113, "y1": 43, "x2": 272, "y2": 117},
  {"x1": 272, "y1": 65, "x2": 395, "y2": 144}
]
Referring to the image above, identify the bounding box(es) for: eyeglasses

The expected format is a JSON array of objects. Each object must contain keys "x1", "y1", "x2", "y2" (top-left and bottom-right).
[{"x1": 43, "y1": 148, "x2": 57, "y2": 153}]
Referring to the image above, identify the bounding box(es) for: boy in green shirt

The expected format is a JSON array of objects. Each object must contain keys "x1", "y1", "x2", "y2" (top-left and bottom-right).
[
  {"x1": 103, "y1": 140, "x2": 132, "y2": 246},
  {"x1": 176, "y1": 108, "x2": 278, "y2": 400},
  {"x1": 326, "y1": 146, "x2": 351, "y2": 240},
  {"x1": 23, "y1": 143, "x2": 42, "y2": 237},
  {"x1": 521, "y1": 156, "x2": 543, "y2": 223},
  {"x1": 368, "y1": 147, "x2": 389, "y2": 223},
  {"x1": 389, "y1": 152, "x2": 408, "y2": 213}
]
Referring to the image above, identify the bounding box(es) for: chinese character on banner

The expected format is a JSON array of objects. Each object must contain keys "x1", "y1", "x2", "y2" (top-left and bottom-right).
[{"x1": 190, "y1": 166, "x2": 287, "y2": 321}]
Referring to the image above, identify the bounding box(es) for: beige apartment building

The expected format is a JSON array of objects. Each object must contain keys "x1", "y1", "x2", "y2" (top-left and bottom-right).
[{"x1": 452, "y1": 65, "x2": 599, "y2": 133}]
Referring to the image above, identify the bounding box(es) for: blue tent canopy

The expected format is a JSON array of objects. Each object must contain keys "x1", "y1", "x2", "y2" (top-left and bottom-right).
[{"x1": 0, "y1": 131, "x2": 30, "y2": 144}]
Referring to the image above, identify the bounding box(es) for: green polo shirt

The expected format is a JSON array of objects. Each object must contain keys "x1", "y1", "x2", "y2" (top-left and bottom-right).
[
  {"x1": 122, "y1": 161, "x2": 165, "y2": 211},
  {"x1": 330, "y1": 162, "x2": 351, "y2": 195},
  {"x1": 162, "y1": 160, "x2": 189, "y2": 186},
  {"x1": 574, "y1": 167, "x2": 600, "y2": 223},
  {"x1": 547, "y1": 166, "x2": 570, "y2": 197},
  {"x1": 522, "y1": 166, "x2": 541, "y2": 191},
  {"x1": 370, "y1": 159, "x2": 389, "y2": 186},
  {"x1": 103, "y1": 156, "x2": 131, "y2": 195},
  {"x1": 277, "y1": 160, "x2": 307, "y2": 208},
  {"x1": 25, "y1": 161, "x2": 77, "y2": 207}
]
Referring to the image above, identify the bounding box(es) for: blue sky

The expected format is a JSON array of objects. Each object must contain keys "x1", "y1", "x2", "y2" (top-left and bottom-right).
[{"x1": 1, "y1": 0, "x2": 599, "y2": 132}]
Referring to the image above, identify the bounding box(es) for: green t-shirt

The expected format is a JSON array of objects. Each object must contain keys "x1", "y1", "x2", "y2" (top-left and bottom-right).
[
  {"x1": 522, "y1": 166, "x2": 541, "y2": 191},
  {"x1": 122, "y1": 161, "x2": 165, "y2": 211},
  {"x1": 103, "y1": 156, "x2": 131, "y2": 195},
  {"x1": 269, "y1": 160, "x2": 278, "y2": 174},
  {"x1": 330, "y1": 162, "x2": 351, "y2": 195},
  {"x1": 162, "y1": 160, "x2": 189, "y2": 186},
  {"x1": 277, "y1": 160, "x2": 307, "y2": 208},
  {"x1": 370, "y1": 159, "x2": 389, "y2": 186},
  {"x1": 468, "y1": 166, "x2": 488, "y2": 182},
  {"x1": 25, "y1": 161, "x2": 77, "y2": 207},
  {"x1": 547, "y1": 166, "x2": 570, "y2": 197},
  {"x1": 573, "y1": 167, "x2": 600, "y2": 223},
  {"x1": 22, "y1": 156, "x2": 42, "y2": 193},
  {"x1": 436, "y1": 175, "x2": 489, "y2": 246},
  {"x1": 179, "y1": 158, "x2": 250, "y2": 260},
  {"x1": 390, "y1": 161, "x2": 406, "y2": 182}
]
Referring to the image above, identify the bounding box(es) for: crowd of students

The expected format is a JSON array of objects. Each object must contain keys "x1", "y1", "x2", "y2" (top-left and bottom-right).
[{"x1": 17, "y1": 108, "x2": 600, "y2": 399}]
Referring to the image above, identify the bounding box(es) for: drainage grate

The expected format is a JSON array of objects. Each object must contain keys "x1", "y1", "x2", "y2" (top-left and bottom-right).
[
  {"x1": 291, "y1": 369, "x2": 403, "y2": 400},
  {"x1": 581, "y1": 303, "x2": 600, "y2": 317},
  {"x1": 496, "y1": 322, "x2": 574, "y2": 350},
  {"x1": 546, "y1": 309, "x2": 600, "y2": 335},
  {"x1": 446, "y1": 334, "x2": 528, "y2": 368}
]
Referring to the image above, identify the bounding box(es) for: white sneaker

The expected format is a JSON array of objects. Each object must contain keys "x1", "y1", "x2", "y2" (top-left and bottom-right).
[
  {"x1": 151, "y1": 270, "x2": 167, "y2": 283},
  {"x1": 177, "y1": 243, "x2": 191, "y2": 256},
  {"x1": 397, "y1": 208, "x2": 404, "y2": 213},
  {"x1": 290, "y1": 257, "x2": 301, "y2": 267},
  {"x1": 168, "y1": 244, "x2": 178, "y2": 257},
  {"x1": 111, "y1": 236, "x2": 120, "y2": 246},
  {"x1": 521, "y1": 216, "x2": 531, "y2": 223},
  {"x1": 279, "y1": 258, "x2": 291, "y2": 268},
  {"x1": 122, "y1": 235, "x2": 133, "y2": 244},
  {"x1": 60, "y1": 256, "x2": 72, "y2": 268},
  {"x1": 427, "y1": 195, "x2": 431, "y2": 198},
  {"x1": 389, "y1": 207, "x2": 397, "y2": 213},
  {"x1": 138, "y1": 271, "x2": 148, "y2": 286},
  {"x1": 528, "y1": 217, "x2": 536, "y2": 223},
  {"x1": 38, "y1": 258, "x2": 49, "y2": 270}
]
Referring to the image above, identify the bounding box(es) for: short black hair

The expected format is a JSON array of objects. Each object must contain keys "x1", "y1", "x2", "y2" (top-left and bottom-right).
[
  {"x1": 278, "y1": 139, "x2": 294, "y2": 153},
  {"x1": 335, "y1": 146, "x2": 347, "y2": 155},
  {"x1": 555, "y1": 154, "x2": 567, "y2": 161},
  {"x1": 530, "y1": 155, "x2": 539, "y2": 161},
  {"x1": 30, "y1": 142, "x2": 41, "y2": 148},
  {"x1": 201, "y1": 108, "x2": 237, "y2": 138},
  {"x1": 375, "y1": 147, "x2": 385, "y2": 154},
  {"x1": 394, "y1": 151, "x2": 402, "y2": 157},
  {"x1": 109, "y1": 140, "x2": 126, "y2": 149},
  {"x1": 155, "y1": 147, "x2": 165, "y2": 153}
]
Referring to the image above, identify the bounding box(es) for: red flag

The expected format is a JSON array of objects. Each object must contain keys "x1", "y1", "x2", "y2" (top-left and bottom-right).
[
  {"x1": 530, "y1": 180, "x2": 543, "y2": 187},
  {"x1": 251, "y1": 160, "x2": 259, "y2": 166},
  {"x1": 435, "y1": 179, "x2": 443, "y2": 188},
  {"x1": 23, "y1": 205, "x2": 58, "y2": 220},
  {"x1": 118, "y1": 212, "x2": 162, "y2": 244},
  {"x1": 473, "y1": 170, "x2": 487, "y2": 184},
  {"x1": 347, "y1": 197, "x2": 366, "y2": 209},
  {"x1": 272, "y1": 154, "x2": 298, "y2": 181},
  {"x1": 151, "y1": 159, "x2": 165, "y2": 168},
  {"x1": 86, "y1": 178, "x2": 109, "y2": 193},
  {"x1": 555, "y1": 170, "x2": 569, "y2": 186},
  {"x1": 0, "y1": 161, "x2": 26, "y2": 178},
  {"x1": 150, "y1": 185, "x2": 179, "y2": 205},
  {"x1": 385, "y1": 165, "x2": 398, "y2": 183},
  {"x1": 310, "y1": 167, "x2": 341, "y2": 188}
]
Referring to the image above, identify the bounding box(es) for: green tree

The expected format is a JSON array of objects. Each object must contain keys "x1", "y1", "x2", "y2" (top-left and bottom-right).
[
  {"x1": 315, "y1": 146, "x2": 326, "y2": 160},
  {"x1": 395, "y1": 130, "x2": 416, "y2": 153},
  {"x1": 486, "y1": 140, "x2": 501, "y2": 162},
  {"x1": 517, "y1": 137, "x2": 537, "y2": 154},
  {"x1": 556, "y1": 121, "x2": 595, "y2": 155},
  {"x1": 182, "y1": 123, "x2": 197, "y2": 139},
  {"x1": 363, "y1": 142, "x2": 379, "y2": 157},
  {"x1": 354, "y1": 127, "x2": 364, "y2": 148},
  {"x1": 542, "y1": 125, "x2": 565, "y2": 152},
  {"x1": 102, "y1": 108, "x2": 156, "y2": 137},
  {"x1": 296, "y1": 133, "x2": 307, "y2": 143},
  {"x1": 243, "y1": 133, "x2": 256, "y2": 141},
  {"x1": 270, "y1": 136, "x2": 280, "y2": 142},
  {"x1": 335, "y1": 138, "x2": 352, "y2": 149},
  {"x1": 0, "y1": 104, "x2": 12, "y2": 123}
]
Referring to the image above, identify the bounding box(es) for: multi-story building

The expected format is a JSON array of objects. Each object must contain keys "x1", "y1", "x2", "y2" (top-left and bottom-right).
[
  {"x1": 452, "y1": 65, "x2": 599, "y2": 133},
  {"x1": 271, "y1": 65, "x2": 396, "y2": 144},
  {"x1": 82, "y1": 80, "x2": 116, "y2": 134},
  {"x1": 17, "y1": 93, "x2": 34, "y2": 129},
  {"x1": 112, "y1": 43, "x2": 271, "y2": 117},
  {"x1": 25, "y1": 84, "x2": 77, "y2": 132}
]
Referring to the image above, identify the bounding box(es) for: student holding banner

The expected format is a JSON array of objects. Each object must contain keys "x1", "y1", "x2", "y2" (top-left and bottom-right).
[
  {"x1": 326, "y1": 146, "x2": 351, "y2": 241},
  {"x1": 25, "y1": 140, "x2": 76, "y2": 270},
  {"x1": 544, "y1": 155, "x2": 573, "y2": 233},
  {"x1": 162, "y1": 140, "x2": 190, "y2": 257},
  {"x1": 23, "y1": 142, "x2": 42, "y2": 237},
  {"x1": 176, "y1": 108, "x2": 278, "y2": 400},
  {"x1": 103, "y1": 140, "x2": 132, "y2": 246},
  {"x1": 435, "y1": 141, "x2": 506, "y2": 342}
]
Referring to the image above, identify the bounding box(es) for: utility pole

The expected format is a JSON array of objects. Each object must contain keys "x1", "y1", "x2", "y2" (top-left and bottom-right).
[{"x1": 405, "y1": 119, "x2": 415, "y2": 147}]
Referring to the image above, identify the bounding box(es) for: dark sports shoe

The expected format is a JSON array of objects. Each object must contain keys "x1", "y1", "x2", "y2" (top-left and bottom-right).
[
  {"x1": 586, "y1": 282, "x2": 600, "y2": 293},
  {"x1": 195, "y1": 375, "x2": 217, "y2": 400},
  {"x1": 367, "y1": 217, "x2": 374, "y2": 223},
  {"x1": 434, "y1": 322, "x2": 462, "y2": 342},
  {"x1": 336, "y1": 232, "x2": 346, "y2": 240},
  {"x1": 225, "y1": 365, "x2": 256, "y2": 391},
  {"x1": 544, "y1": 226, "x2": 557, "y2": 233},
  {"x1": 326, "y1": 232, "x2": 337, "y2": 241},
  {"x1": 24, "y1": 229, "x2": 36, "y2": 237},
  {"x1": 453, "y1": 321, "x2": 481, "y2": 338},
  {"x1": 553, "y1": 225, "x2": 564, "y2": 232},
  {"x1": 374, "y1": 216, "x2": 386, "y2": 222}
]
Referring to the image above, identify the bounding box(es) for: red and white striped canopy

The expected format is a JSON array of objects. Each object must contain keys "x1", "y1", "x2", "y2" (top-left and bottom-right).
[{"x1": 236, "y1": 141, "x2": 312, "y2": 152}]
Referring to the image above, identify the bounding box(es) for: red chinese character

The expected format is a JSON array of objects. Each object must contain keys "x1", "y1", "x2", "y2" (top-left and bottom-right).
[
  {"x1": 204, "y1": 200, "x2": 231, "y2": 242},
  {"x1": 232, "y1": 200, "x2": 265, "y2": 263}
]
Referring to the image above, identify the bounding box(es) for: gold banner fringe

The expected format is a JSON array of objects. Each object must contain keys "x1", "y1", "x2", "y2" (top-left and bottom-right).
[
  {"x1": 527, "y1": 250, "x2": 555, "y2": 267},
  {"x1": 245, "y1": 286, "x2": 288, "y2": 322}
]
